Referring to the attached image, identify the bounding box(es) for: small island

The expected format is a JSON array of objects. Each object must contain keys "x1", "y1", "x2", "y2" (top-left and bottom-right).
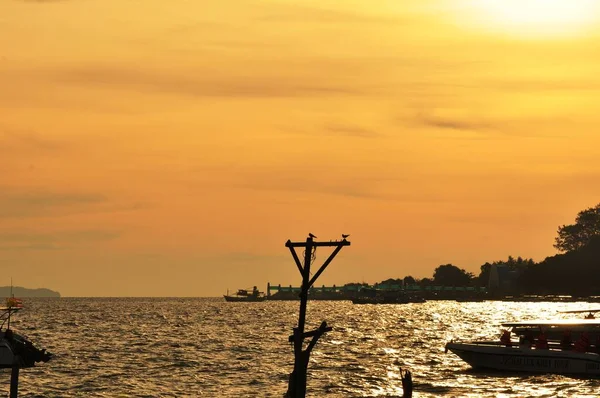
[{"x1": 0, "y1": 286, "x2": 60, "y2": 298}]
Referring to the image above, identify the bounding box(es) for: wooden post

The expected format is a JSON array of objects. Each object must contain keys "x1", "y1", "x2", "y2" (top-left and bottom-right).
[
  {"x1": 285, "y1": 235, "x2": 350, "y2": 398},
  {"x1": 10, "y1": 364, "x2": 19, "y2": 398},
  {"x1": 401, "y1": 368, "x2": 413, "y2": 398}
]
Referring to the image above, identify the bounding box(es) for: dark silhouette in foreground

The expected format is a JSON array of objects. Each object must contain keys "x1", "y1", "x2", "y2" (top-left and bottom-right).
[
  {"x1": 2, "y1": 303, "x2": 52, "y2": 398},
  {"x1": 284, "y1": 234, "x2": 350, "y2": 398},
  {"x1": 400, "y1": 368, "x2": 413, "y2": 398}
]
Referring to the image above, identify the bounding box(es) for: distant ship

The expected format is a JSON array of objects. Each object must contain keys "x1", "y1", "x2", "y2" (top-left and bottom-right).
[{"x1": 224, "y1": 286, "x2": 266, "y2": 302}]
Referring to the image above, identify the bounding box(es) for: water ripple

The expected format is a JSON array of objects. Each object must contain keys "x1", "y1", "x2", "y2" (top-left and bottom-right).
[{"x1": 2, "y1": 298, "x2": 600, "y2": 396}]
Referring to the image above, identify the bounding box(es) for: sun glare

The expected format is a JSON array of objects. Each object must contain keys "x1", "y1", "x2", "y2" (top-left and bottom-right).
[{"x1": 467, "y1": 0, "x2": 600, "y2": 38}]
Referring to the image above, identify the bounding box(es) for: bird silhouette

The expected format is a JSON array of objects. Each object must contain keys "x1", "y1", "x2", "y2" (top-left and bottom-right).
[
  {"x1": 309, "y1": 233, "x2": 317, "y2": 239},
  {"x1": 342, "y1": 234, "x2": 350, "y2": 239}
]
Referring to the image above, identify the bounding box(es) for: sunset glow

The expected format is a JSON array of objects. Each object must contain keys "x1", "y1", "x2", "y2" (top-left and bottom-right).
[{"x1": 468, "y1": 0, "x2": 600, "y2": 38}]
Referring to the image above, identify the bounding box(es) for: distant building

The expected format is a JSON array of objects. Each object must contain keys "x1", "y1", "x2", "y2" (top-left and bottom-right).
[{"x1": 488, "y1": 264, "x2": 520, "y2": 295}]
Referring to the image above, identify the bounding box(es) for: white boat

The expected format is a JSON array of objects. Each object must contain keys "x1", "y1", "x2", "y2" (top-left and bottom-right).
[{"x1": 445, "y1": 319, "x2": 600, "y2": 375}]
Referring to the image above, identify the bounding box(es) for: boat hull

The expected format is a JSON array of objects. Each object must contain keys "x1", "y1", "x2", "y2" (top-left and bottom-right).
[
  {"x1": 0, "y1": 341, "x2": 15, "y2": 368},
  {"x1": 0, "y1": 331, "x2": 52, "y2": 368},
  {"x1": 446, "y1": 342, "x2": 600, "y2": 375}
]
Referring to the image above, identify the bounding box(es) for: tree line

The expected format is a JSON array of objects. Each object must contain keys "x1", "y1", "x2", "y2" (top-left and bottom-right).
[{"x1": 367, "y1": 203, "x2": 600, "y2": 296}]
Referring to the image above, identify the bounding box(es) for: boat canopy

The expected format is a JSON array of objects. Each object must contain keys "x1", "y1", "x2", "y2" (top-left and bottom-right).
[
  {"x1": 559, "y1": 309, "x2": 600, "y2": 314},
  {"x1": 502, "y1": 319, "x2": 600, "y2": 327}
]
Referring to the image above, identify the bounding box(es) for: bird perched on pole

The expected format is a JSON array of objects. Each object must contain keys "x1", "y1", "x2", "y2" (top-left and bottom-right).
[
  {"x1": 308, "y1": 233, "x2": 317, "y2": 239},
  {"x1": 342, "y1": 234, "x2": 350, "y2": 239}
]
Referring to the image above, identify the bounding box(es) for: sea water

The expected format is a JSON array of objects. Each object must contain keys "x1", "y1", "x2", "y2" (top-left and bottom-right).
[{"x1": 3, "y1": 298, "x2": 600, "y2": 397}]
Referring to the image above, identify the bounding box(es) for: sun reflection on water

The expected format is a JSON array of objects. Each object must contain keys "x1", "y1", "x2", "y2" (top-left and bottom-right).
[{"x1": 9, "y1": 298, "x2": 600, "y2": 397}]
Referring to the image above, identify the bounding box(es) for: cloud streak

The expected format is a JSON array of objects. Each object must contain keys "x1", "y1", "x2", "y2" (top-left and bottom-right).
[
  {"x1": 279, "y1": 123, "x2": 383, "y2": 138},
  {"x1": 415, "y1": 113, "x2": 495, "y2": 131},
  {"x1": 256, "y1": 4, "x2": 408, "y2": 25},
  {"x1": 230, "y1": 171, "x2": 447, "y2": 203},
  {"x1": 0, "y1": 127, "x2": 65, "y2": 152},
  {"x1": 0, "y1": 229, "x2": 120, "y2": 251},
  {"x1": 0, "y1": 191, "x2": 107, "y2": 218},
  {"x1": 53, "y1": 66, "x2": 369, "y2": 98},
  {"x1": 324, "y1": 124, "x2": 382, "y2": 138},
  {"x1": 492, "y1": 79, "x2": 600, "y2": 93},
  {"x1": 418, "y1": 115, "x2": 491, "y2": 131},
  {"x1": 408, "y1": 109, "x2": 572, "y2": 139}
]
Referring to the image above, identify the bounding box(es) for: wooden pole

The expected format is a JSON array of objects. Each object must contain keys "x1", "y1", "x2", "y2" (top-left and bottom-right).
[
  {"x1": 10, "y1": 364, "x2": 19, "y2": 398},
  {"x1": 401, "y1": 368, "x2": 413, "y2": 398},
  {"x1": 285, "y1": 235, "x2": 350, "y2": 398},
  {"x1": 291, "y1": 236, "x2": 313, "y2": 397}
]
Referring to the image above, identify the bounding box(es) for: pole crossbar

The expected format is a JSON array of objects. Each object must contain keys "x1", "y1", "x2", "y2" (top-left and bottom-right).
[{"x1": 286, "y1": 240, "x2": 350, "y2": 248}]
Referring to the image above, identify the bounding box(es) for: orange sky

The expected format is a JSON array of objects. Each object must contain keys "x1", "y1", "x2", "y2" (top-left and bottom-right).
[{"x1": 1, "y1": 0, "x2": 600, "y2": 296}]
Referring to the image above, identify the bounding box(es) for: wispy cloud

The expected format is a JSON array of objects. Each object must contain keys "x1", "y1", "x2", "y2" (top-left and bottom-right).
[
  {"x1": 279, "y1": 123, "x2": 382, "y2": 138},
  {"x1": 0, "y1": 127, "x2": 65, "y2": 152},
  {"x1": 239, "y1": 177, "x2": 376, "y2": 199},
  {"x1": 256, "y1": 5, "x2": 407, "y2": 25},
  {"x1": 0, "y1": 191, "x2": 107, "y2": 218},
  {"x1": 492, "y1": 79, "x2": 600, "y2": 93},
  {"x1": 0, "y1": 230, "x2": 120, "y2": 243},
  {"x1": 0, "y1": 243, "x2": 62, "y2": 251},
  {"x1": 408, "y1": 109, "x2": 571, "y2": 139},
  {"x1": 201, "y1": 251, "x2": 288, "y2": 264},
  {"x1": 0, "y1": 229, "x2": 120, "y2": 251},
  {"x1": 5, "y1": 192, "x2": 105, "y2": 207},
  {"x1": 324, "y1": 124, "x2": 382, "y2": 138},
  {"x1": 53, "y1": 66, "x2": 368, "y2": 98},
  {"x1": 416, "y1": 113, "x2": 491, "y2": 131},
  {"x1": 230, "y1": 171, "x2": 445, "y2": 203}
]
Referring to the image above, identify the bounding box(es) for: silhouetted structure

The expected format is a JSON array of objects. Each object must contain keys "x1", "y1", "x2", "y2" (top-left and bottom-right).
[
  {"x1": 1, "y1": 304, "x2": 52, "y2": 397},
  {"x1": 401, "y1": 368, "x2": 413, "y2": 398},
  {"x1": 284, "y1": 234, "x2": 350, "y2": 398},
  {"x1": 223, "y1": 286, "x2": 266, "y2": 302},
  {"x1": 266, "y1": 282, "x2": 366, "y2": 300}
]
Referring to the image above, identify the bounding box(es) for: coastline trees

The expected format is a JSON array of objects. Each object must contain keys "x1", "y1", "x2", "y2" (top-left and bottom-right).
[
  {"x1": 554, "y1": 203, "x2": 600, "y2": 253},
  {"x1": 343, "y1": 202, "x2": 600, "y2": 296},
  {"x1": 433, "y1": 264, "x2": 473, "y2": 286},
  {"x1": 521, "y1": 236, "x2": 600, "y2": 296}
]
